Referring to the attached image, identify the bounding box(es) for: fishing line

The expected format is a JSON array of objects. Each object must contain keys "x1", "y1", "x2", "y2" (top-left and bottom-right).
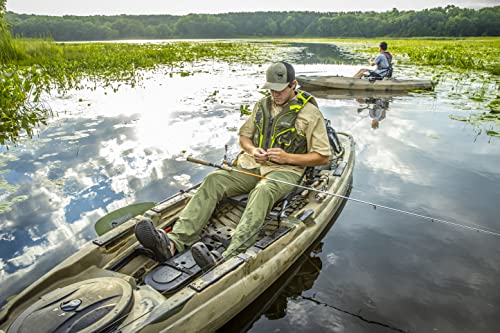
[
  {"x1": 187, "y1": 157, "x2": 500, "y2": 237},
  {"x1": 108, "y1": 154, "x2": 498, "y2": 332}
]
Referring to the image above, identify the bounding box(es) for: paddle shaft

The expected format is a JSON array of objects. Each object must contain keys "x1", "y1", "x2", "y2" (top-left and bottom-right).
[{"x1": 187, "y1": 156, "x2": 500, "y2": 237}]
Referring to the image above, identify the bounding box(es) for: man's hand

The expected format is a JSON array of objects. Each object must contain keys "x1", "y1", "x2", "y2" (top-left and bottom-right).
[
  {"x1": 252, "y1": 147, "x2": 268, "y2": 164},
  {"x1": 267, "y1": 148, "x2": 289, "y2": 164}
]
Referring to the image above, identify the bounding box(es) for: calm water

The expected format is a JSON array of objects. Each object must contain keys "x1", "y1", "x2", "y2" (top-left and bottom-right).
[{"x1": 1, "y1": 42, "x2": 499, "y2": 332}]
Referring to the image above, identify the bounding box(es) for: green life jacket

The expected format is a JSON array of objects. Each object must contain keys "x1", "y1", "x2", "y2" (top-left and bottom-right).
[{"x1": 252, "y1": 91, "x2": 318, "y2": 155}]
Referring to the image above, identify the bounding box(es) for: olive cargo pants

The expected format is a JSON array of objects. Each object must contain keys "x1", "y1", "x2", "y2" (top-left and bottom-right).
[{"x1": 168, "y1": 166, "x2": 301, "y2": 257}]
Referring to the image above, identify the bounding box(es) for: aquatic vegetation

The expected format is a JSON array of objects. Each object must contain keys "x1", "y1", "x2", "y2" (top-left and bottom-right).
[
  {"x1": 2, "y1": 37, "x2": 499, "y2": 143},
  {"x1": 239, "y1": 104, "x2": 251, "y2": 116},
  {"x1": 0, "y1": 194, "x2": 28, "y2": 213},
  {"x1": 488, "y1": 98, "x2": 500, "y2": 113},
  {"x1": 0, "y1": 65, "x2": 53, "y2": 146},
  {"x1": 346, "y1": 38, "x2": 500, "y2": 73},
  {"x1": 450, "y1": 113, "x2": 500, "y2": 137},
  {"x1": 18, "y1": 41, "x2": 272, "y2": 91},
  {"x1": 348, "y1": 38, "x2": 500, "y2": 138},
  {"x1": 1, "y1": 40, "x2": 275, "y2": 145},
  {"x1": 0, "y1": 173, "x2": 27, "y2": 213}
]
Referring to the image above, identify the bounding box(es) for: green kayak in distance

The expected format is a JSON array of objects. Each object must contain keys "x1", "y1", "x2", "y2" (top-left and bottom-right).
[{"x1": 297, "y1": 75, "x2": 433, "y2": 91}]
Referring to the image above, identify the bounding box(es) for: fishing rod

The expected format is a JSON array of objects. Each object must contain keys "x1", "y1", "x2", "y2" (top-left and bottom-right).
[{"x1": 186, "y1": 156, "x2": 500, "y2": 237}]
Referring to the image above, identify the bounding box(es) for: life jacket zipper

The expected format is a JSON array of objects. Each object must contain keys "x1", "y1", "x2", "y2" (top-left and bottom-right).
[{"x1": 264, "y1": 116, "x2": 274, "y2": 149}]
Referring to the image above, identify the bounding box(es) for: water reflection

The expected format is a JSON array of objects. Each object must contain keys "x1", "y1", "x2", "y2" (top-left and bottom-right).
[
  {"x1": 292, "y1": 43, "x2": 363, "y2": 65},
  {"x1": 0, "y1": 62, "x2": 265, "y2": 305},
  {"x1": 356, "y1": 98, "x2": 390, "y2": 130},
  {"x1": 1, "y1": 42, "x2": 500, "y2": 332},
  {"x1": 264, "y1": 247, "x2": 322, "y2": 321},
  {"x1": 305, "y1": 89, "x2": 401, "y2": 130},
  {"x1": 220, "y1": 243, "x2": 324, "y2": 332}
]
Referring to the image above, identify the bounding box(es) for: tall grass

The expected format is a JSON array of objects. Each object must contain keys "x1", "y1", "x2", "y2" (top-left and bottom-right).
[
  {"x1": 0, "y1": 28, "x2": 18, "y2": 63},
  {"x1": 352, "y1": 38, "x2": 500, "y2": 75},
  {"x1": 0, "y1": 39, "x2": 273, "y2": 146}
]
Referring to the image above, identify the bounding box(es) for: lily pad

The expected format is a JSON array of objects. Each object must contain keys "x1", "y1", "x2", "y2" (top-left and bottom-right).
[
  {"x1": 486, "y1": 130, "x2": 500, "y2": 137},
  {"x1": 449, "y1": 115, "x2": 469, "y2": 122}
]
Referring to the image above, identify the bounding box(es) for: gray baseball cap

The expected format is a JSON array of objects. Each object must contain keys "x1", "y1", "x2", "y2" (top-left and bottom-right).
[{"x1": 262, "y1": 61, "x2": 295, "y2": 91}]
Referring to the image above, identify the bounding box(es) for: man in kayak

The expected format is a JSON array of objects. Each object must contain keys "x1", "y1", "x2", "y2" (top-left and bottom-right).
[
  {"x1": 135, "y1": 61, "x2": 331, "y2": 269},
  {"x1": 353, "y1": 41, "x2": 393, "y2": 79}
]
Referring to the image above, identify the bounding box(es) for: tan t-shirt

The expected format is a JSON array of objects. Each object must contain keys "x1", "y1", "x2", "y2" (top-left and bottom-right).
[{"x1": 237, "y1": 94, "x2": 331, "y2": 176}]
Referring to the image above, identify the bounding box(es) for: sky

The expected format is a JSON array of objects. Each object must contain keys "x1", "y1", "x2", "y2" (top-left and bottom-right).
[{"x1": 6, "y1": 0, "x2": 500, "y2": 16}]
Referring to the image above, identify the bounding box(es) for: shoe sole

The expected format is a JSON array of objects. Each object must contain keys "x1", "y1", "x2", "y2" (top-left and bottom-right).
[
  {"x1": 135, "y1": 219, "x2": 158, "y2": 250},
  {"x1": 135, "y1": 219, "x2": 171, "y2": 262}
]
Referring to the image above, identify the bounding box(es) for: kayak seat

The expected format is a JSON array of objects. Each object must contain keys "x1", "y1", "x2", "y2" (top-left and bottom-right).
[{"x1": 368, "y1": 76, "x2": 383, "y2": 82}]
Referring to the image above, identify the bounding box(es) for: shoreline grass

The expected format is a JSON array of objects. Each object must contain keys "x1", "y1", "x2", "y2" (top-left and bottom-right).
[{"x1": 1, "y1": 37, "x2": 499, "y2": 145}]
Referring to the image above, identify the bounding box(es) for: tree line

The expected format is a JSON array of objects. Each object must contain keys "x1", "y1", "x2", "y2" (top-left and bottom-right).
[{"x1": 5, "y1": 5, "x2": 500, "y2": 41}]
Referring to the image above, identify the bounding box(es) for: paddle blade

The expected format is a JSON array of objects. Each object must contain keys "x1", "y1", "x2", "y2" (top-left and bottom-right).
[{"x1": 94, "y1": 202, "x2": 156, "y2": 236}]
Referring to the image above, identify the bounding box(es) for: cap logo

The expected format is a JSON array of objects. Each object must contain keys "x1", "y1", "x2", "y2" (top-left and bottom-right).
[{"x1": 262, "y1": 61, "x2": 295, "y2": 91}]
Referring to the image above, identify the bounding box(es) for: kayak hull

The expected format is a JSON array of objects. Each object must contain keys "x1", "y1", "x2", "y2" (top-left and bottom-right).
[{"x1": 297, "y1": 75, "x2": 433, "y2": 91}]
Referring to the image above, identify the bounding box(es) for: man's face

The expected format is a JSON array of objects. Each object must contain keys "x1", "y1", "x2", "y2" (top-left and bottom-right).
[{"x1": 270, "y1": 82, "x2": 296, "y2": 106}]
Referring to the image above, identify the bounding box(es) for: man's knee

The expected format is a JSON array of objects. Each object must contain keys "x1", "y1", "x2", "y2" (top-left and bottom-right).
[
  {"x1": 195, "y1": 171, "x2": 228, "y2": 200},
  {"x1": 202, "y1": 170, "x2": 228, "y2": 188},
  {"x1": 251, "y1": 180, "x2": 291, "y2": 203},
  {"x1": 253, "y1": 180, "x2": 278, "y2": 196}
]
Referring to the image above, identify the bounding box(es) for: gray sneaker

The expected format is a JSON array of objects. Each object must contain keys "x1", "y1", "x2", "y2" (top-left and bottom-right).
[
  {"x1": 191, "y1": 242, "x2": 222, "y2": 270},
  {"x1": 135, "y1": 218, "x2": 172, "y2": 262}
]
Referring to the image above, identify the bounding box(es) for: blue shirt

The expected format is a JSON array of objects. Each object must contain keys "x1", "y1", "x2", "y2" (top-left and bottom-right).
[{"x1": 373, "y1": 53, "x2": 391, "y2": 76}]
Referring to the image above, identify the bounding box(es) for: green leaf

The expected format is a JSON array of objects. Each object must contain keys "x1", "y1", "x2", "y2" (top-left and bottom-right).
[
  {"x1": 449, "y1": 115, "x2": 469, "y2": 122},
  {"x1": 486, "y1": 130, "x2": 500, "y2": 137}
]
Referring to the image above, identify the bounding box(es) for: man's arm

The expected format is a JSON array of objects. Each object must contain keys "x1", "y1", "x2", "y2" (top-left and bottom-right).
[
  {"x1": 371, "y1": 54, "x2": 383, "y2": 67},
  {"x1": 239, "y1": 135, "x2": 328, "y2": 166},
  {"x1": 266, "y1": 148, "x2": 329, "y2": 167}
]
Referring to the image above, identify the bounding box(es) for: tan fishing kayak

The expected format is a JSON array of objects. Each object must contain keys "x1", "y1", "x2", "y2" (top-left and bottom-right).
[
  {"x1": 0, "y1": 133, "x2": 355, "y2": 333},
  {"x1": 306, "y1": 89, "x2": 409, "y2": 100},
  {"x1": 297, "y1": 75, "x2": 433, "y2": 91}
]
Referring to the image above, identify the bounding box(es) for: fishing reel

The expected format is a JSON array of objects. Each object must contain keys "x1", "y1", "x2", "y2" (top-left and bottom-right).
[{"x1": 222, "y1": 144, "x2": 239, "y2": 166}]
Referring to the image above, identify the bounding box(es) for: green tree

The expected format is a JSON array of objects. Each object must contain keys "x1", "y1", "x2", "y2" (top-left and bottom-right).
[
  {"x1": 173, "y1": 14, "x2": 235, "y2": 38},
  {"x1": 4, "y1": 6, "x2": 500, "y2": 40}
]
